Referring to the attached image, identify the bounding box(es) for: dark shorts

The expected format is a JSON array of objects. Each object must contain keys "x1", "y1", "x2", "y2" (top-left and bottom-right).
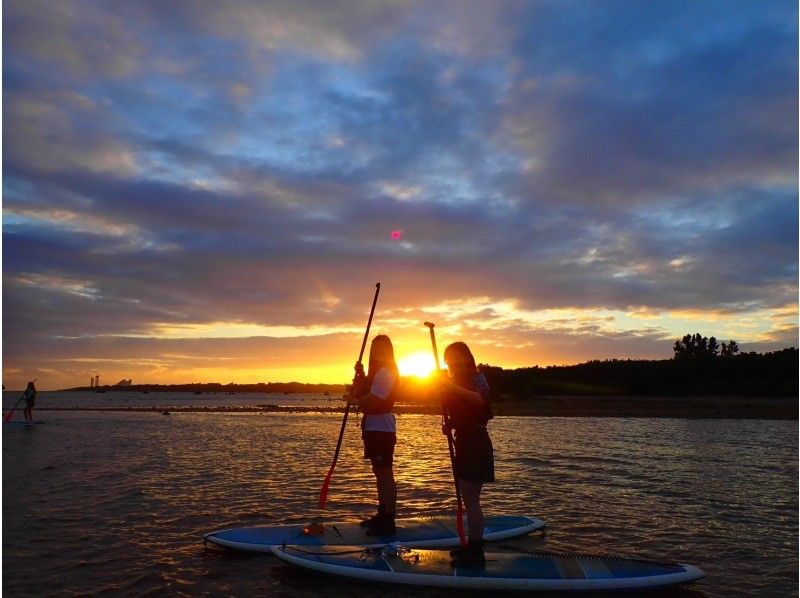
[
  {"x1": 362, "y1": 431, "x2": 396, "y2": 467},
  {"x1": 453, "y1": 427, "x2": 495, "y2": 483}
]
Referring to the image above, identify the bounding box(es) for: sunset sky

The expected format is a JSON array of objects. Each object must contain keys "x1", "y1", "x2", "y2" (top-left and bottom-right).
[{"x1": 3, "y1": 1, "x2": 798, "y2": 390}]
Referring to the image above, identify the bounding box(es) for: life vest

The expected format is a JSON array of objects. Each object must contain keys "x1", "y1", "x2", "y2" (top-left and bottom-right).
[{"x1": 444, "y1": 373, "x2": 493, "y2": 430}]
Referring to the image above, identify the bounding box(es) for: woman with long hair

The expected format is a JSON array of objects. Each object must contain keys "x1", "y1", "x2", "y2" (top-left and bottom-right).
[
  {"x1": 437, "y1": 341, "x2": 494, "y2": 566},
  {"x1": 348, "y1": 334, "x2": 400, "y2": 535}
]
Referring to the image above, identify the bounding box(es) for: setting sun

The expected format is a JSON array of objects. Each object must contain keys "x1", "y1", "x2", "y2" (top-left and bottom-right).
[{"x1": 397, "y1": 351, "x2": 437, "y2": 378}]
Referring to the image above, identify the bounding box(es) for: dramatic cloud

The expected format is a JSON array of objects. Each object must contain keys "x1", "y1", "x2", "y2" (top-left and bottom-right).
[{"x1": 3, "y1": 1, "x2": 797, "y2": 389}]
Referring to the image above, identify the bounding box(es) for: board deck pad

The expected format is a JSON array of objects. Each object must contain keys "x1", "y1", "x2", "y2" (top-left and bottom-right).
[
  {"x1": 204, "y1": 515, "x2": 544, "y2": 552},
  {"x1": 271, "y1": 544, "x2": 705, "y2": 592}
]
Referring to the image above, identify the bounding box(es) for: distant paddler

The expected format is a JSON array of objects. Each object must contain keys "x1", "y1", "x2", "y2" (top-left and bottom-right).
[
  {"x1": 22, "y1": 380, "x2": 38, "y2": 422},
  {"x1": 4, "y1": 379, "x2": 38, "y2": 422}
]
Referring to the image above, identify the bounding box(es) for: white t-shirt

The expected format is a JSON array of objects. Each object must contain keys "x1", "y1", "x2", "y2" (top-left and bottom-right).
[{"x1": 362, "y1": 367, "x2": 397, "y2": 433}]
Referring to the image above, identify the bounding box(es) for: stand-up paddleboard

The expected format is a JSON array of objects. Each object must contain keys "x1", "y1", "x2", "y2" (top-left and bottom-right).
[
  {"x1": 271, "y1": 544, "x2": 705, "y2": 592},
  {"x1": 204, "y1": 515, "x2": 544, "y2": 552},
  {"x1": 3, "y1": 421, "x2": 45, "y2": 426}
]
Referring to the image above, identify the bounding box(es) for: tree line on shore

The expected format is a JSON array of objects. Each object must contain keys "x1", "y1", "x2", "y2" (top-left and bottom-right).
[{"x1": 476, "y1": 339, "x2": 797, "y2": 399}]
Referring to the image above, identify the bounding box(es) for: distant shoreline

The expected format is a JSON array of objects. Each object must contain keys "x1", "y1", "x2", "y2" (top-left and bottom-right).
[
  {"x1": 32, "y1": 395, "x2": 798, "y2": 420},
  {"x1": 56, "y1": 384, "x2": 347, "y2": 393}
]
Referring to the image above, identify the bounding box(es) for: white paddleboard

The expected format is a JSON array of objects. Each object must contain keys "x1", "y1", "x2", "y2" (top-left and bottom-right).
[
  {"x1": 204, "y1": 515, "x2": 544, "y2": 552},
  {"x1": 271, "y1": 544, "x2": 705, "y2": 592}
]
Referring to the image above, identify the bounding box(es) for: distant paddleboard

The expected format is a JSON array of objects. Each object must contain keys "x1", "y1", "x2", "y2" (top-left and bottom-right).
[
  {"x1": 271, "y1": 544, "x2": 705, "y2": 592},
  {"x1": 204, "y1": 515, "x2": 544, "y2": 552},
  {"x1": 3, "y1": 421, "x2": 45, "y2": 426}
]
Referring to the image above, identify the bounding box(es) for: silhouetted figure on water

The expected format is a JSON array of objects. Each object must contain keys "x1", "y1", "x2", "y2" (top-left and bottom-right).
[{"x1": 22, "y1": 381, "x2": 38, "y2": 422}]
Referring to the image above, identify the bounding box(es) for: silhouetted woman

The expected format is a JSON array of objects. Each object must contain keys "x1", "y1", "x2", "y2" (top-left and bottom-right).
[
  {"x1": 348, "y1": 334, "x2": 399, "y2": 535},
  {"x1": 22, "y1": 381, "x2": 37, "y2": 422},
  {"x1": 438, "y1": 341, "x2": 494, "y2": 566}
]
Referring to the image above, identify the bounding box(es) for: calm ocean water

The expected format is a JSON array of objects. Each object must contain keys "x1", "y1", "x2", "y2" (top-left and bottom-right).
[
  {"x1": 2, "y1": 392, "x2": 797, "y2": 597},
  {"x1": 3, "y1": 390, "x2": 341, "y2": 410}
]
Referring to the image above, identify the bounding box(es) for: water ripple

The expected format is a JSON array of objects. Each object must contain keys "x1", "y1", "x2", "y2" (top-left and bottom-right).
[{"x1": 3, "y1": 411, "x2": 797, "y2": 597}]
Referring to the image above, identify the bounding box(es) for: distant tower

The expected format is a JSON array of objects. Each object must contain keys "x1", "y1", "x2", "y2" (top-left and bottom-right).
[
  {"x1": 95, "y1": 375, "x2": 100, "y2": 387},
  {"x1": 90, "y1": 377, "x2": 94, "y2": 387}
]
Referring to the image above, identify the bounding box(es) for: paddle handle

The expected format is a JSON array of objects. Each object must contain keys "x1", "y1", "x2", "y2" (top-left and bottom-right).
[
  {"x1": 424, "y1": 321, "x2": 467, "y2": 546},
  {"x1": 424, "y1": 322, "x2": 440, "y2": 369},
  {"x1": 318, "y1": 283, "x2": 381, "y2": 509},
  {"x1": 356, "y1": 283, "x2": 381, "y2": 365},
  {"x1": 445, "y1": 426, "x2": 467, "y2": 546},
  {"x1": 4, "y1": 391, "x2": 28, "y2": 422}
]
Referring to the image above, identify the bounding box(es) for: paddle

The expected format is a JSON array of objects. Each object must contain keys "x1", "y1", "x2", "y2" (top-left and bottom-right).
[
  {"x1": 424, "y1": 322, "x2": 467, "y2": 547},
  {"x1": 318, "y1": 283, "x2": 381, "y2": 509},
  {"x1": 4, "y1": 378, "x2": 36, "y2": 423}
]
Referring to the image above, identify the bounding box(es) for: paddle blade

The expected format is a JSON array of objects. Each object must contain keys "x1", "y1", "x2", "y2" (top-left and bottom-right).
[
  {"x1": 318, "y1": 471, "x2": 333, "y2": 509},
  {"x1": 456, "y1": 504, "x2": 466, "y2": 546}
]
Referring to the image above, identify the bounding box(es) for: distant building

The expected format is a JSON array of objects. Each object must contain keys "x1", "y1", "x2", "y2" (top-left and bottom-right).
[{"x1": 114, "y1": 379, "x2": 133, "y2": 386}]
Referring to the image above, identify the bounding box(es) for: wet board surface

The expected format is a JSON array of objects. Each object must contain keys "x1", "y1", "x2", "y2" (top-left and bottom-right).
[
  {"x1": 204, "y1": 515, "x2": 544, "y2": 552},
  {"x1": 271, "y1": 544, "x2": 705, "y2": 592}
]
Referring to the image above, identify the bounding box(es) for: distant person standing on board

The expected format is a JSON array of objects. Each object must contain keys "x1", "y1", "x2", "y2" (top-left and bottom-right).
[
  {"x1": 22, "y1": 381, "x2": 38, "y2": 422},
  {"x1": 436, "y1": 341, "x2": 494, "y2": 566},
  {"x1": 348, "y1": 334, "x2": 400, "y2": 535}
]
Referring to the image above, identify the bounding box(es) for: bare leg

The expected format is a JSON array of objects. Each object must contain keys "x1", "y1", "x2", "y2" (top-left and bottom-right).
[
  {"x1": 373, "y1": 465, "x2": 396, "y2": 514},
  {"x1": 459, "y1": 479, "x2": 484, "y2": 543}
]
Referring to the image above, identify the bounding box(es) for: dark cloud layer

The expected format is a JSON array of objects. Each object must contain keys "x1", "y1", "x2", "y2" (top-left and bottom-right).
[{"x1": 3, "y1": 0, "x2": 797, "y2": 388}]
